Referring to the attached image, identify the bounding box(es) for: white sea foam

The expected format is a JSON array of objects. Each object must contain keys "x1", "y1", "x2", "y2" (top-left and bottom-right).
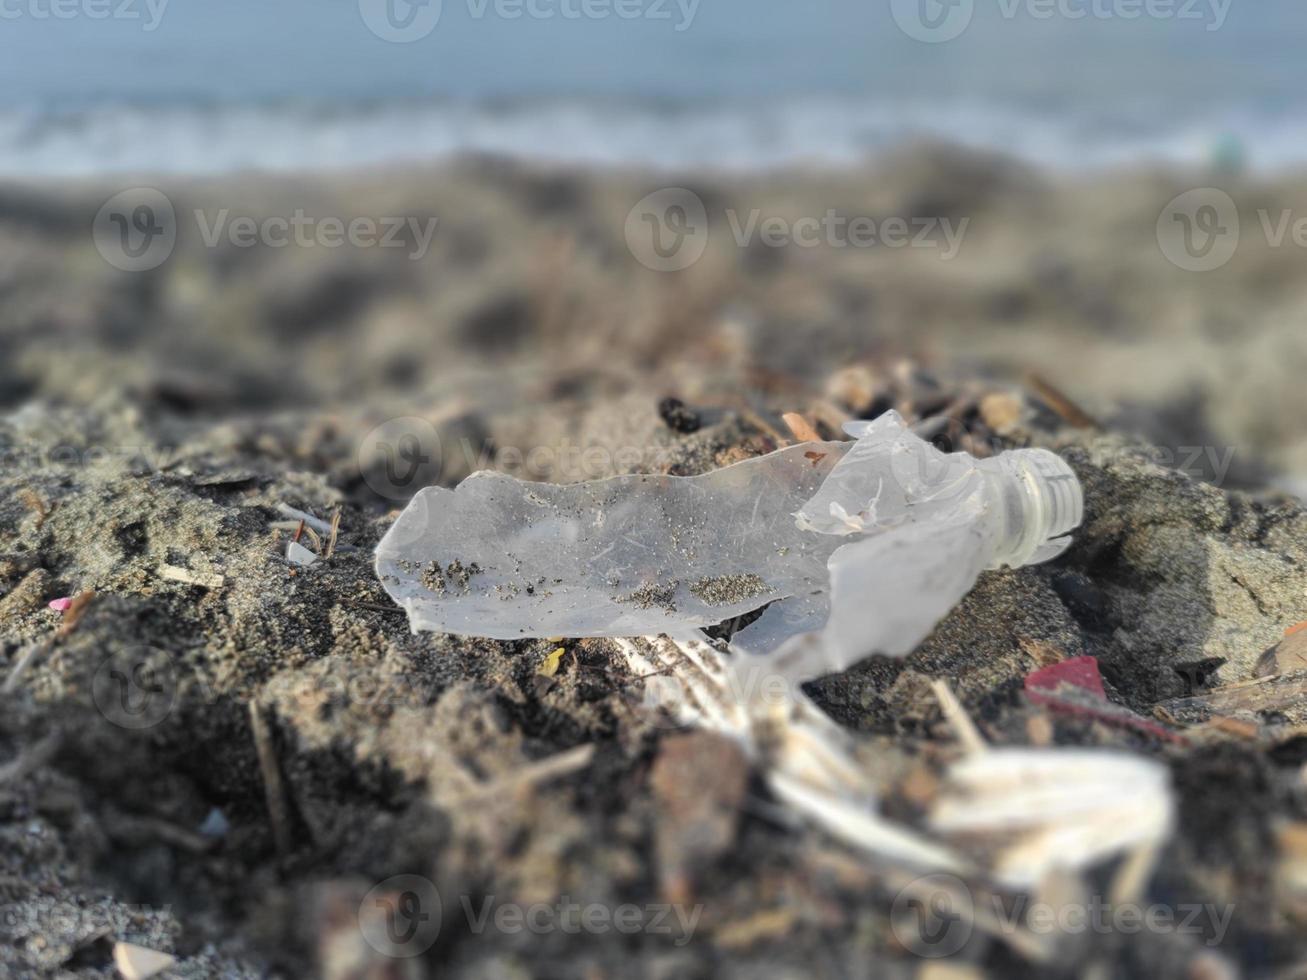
[{"x1": 0, "y1": 97, "x2": 1301, "y2": 179}]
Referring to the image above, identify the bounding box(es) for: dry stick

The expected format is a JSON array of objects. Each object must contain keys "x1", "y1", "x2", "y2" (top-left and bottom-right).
[
  {"x1": 2, "y1": 641, "x2": 47, "y2": 693},
  {"x1": 0, "y1": 730, "x2": 60, "y2": 785},
  {"x1": 4, "y1": 591, "x2": 96, "y2": 692},
  {"x1": 930, "y1": 679, "x2": 988, "y2": 756},
  {"x1": 1026, "y1": 372, "x2": 1099, "y2": 429},
  {"x1": 443, "y1": 744, "x2": 595, "y2": 805},
  {"x1": 781, "y1": 412, "x2": 822, "y2": 444},
  {"x1": 325, "y1": 509, "x2": 342, "y2": 560},
  {"x1": 249, "y1": 702, "x2": 293, "y2": 859},
  {"x1": 737, "y1": 408, "x2": 791, "y2": 447}
]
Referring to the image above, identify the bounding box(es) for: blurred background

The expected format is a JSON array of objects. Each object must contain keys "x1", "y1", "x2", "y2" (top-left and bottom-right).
[{"x1": 4, "y1": 0, "x2": 1307, "y2": 493}]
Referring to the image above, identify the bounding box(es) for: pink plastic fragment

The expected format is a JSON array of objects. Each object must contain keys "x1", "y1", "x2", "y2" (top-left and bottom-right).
[
  {"x1": 1025, "y1": 655, "x2": 1106, "y2": 702},
  {"x1": 48, "y1": 597, "x2": 74, "y2": 612},
  {"x1": 1024, "y1": 655, "x2": 1184, "y2": 744}
]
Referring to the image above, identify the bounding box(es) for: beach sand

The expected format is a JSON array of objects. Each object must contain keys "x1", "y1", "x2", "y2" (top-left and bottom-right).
[{"x1": 2, "y1": 146, "x2": 1306, "y2": 976}]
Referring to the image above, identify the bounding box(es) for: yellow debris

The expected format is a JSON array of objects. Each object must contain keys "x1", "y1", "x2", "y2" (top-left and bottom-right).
[{"x1": 538, "y1": 647, "x2": 566, "y2": 677}]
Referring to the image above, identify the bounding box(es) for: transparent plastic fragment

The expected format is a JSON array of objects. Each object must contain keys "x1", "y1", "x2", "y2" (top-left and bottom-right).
[
  {"x1": 376, "y1": 440, "x2": 851, "y2": 640},
  {"x1": 375, "y1": 410, "x2": 1084, "y2": 675}
]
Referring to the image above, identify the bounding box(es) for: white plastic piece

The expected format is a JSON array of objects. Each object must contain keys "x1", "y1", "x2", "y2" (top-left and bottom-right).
[
  {"x1": 375, "y1": 411, "x2": 1084, "y2": 678},
  {"x1": 286, "y1": 540, "x2": 318, "y2": 567},
  {"x1": 928, "y1": 748, "x2": 1174, "y2": 888}
]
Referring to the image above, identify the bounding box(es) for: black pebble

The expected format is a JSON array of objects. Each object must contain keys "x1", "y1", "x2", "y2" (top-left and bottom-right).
[{"x1": 658, "y1": 397, "x2": 701, "y2": 434}]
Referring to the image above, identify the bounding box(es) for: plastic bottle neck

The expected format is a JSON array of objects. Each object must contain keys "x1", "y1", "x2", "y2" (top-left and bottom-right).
[{"x1": 978, "y1": 449, "x2": 1084, "y2": 568}]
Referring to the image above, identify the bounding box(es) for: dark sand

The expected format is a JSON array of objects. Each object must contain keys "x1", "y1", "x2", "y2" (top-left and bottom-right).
[{"x1": 2, "y1": 146, "x2": 1306, "y2": 977}]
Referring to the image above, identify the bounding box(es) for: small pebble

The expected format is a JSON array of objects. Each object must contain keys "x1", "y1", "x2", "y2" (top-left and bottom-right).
[{"x1": 658, "y1": 397, "x2": 701, "y2": 434}]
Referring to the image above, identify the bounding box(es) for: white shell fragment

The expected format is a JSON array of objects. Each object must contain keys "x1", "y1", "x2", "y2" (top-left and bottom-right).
[
  {"x1": 286, "y1": 540, "x2": 319, "y2": 567},
  {"x1": 375, "y1": 411, "x2": 1083, "y2": 677},
  {"x1": 113, "y1": 942, "x2": 177, "y2": 980}
]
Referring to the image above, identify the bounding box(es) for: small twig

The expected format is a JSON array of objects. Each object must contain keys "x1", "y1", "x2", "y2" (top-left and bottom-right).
[
  {"x1": 55, "y1": 590, "x2": 96, "y2": 639},
  {"x1": 2, "y1": 641, "x2": 48, "y2": 693},
  {"x1": 781, "y1": 412, "x2": 822, "y2": 444},
  {"x1": 443, "y1": 744, "x2": 595, "y2": 804},
  {"x1": 0, "y1": 731, "x2": 60, "y2": 785},
  {"x1": 18, "y1": 489, "x2": 51, "y2": 529},
  {"x1": 300, "y1": 524, "x2": 323, "y2": 555},
  {"x1": 1026, "y1": 373, "x2": 1099, "y2": 429},
  {"x1": 159, "y1": 565, "x2": 225, "y2": 589},
  {"x1": 325, "y1": 509, "x2": 342, "y2": 560},
  {"x1": 276, "y1": 504, "x2": 333, "y2": 536},
  {"x1": 737, "y1": 408, "x2": 791, "y2": 447},
  {"x1": 1109, "y1": 841, "x2": 1160, "y2": 908},
  {"x1": 249, "y1": 702, "x2": 293, "y2": 859},
  {"x1": 930, "y1": 679, "x2": 988, "y2": 756}
]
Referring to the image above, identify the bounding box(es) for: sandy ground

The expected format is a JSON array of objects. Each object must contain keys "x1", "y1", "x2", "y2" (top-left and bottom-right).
[{"x1": 2, "y1": 146, "x2": 1307, "y2": 977}]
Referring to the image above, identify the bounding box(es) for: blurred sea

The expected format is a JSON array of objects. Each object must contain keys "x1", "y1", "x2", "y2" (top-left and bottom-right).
[{"x1": 2, "y1": 0, "x2": 1302, "y2": 176}]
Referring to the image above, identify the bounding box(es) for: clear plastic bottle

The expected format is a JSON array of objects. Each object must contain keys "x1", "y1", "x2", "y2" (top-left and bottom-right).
[
  {"x1": 733, "y1": 412, "x2": 1084, "y2": 680},
  {"x1": 377, "y1": 410, "x2": 1085, "y2": 683}
]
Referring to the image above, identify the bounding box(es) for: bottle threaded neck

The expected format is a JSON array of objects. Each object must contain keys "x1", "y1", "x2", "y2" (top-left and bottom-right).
[{"x1": 981, "y1": 449, "x2": 1085, "y2": 567}]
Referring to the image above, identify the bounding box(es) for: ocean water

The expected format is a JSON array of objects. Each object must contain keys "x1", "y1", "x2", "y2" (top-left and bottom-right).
[{"x1": 1, "y1": 0, "x2": 1303, "y2": 176}]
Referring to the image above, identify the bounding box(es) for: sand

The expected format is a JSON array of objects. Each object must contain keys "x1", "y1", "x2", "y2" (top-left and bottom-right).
[{"x1": 2, "y1": 145, "x2": 1306, "y2": 977}]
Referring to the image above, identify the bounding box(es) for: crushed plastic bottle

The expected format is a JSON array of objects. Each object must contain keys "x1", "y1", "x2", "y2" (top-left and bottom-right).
[{"x1": 375, "y1": 411, "x2": 1083, "y2": 678}]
